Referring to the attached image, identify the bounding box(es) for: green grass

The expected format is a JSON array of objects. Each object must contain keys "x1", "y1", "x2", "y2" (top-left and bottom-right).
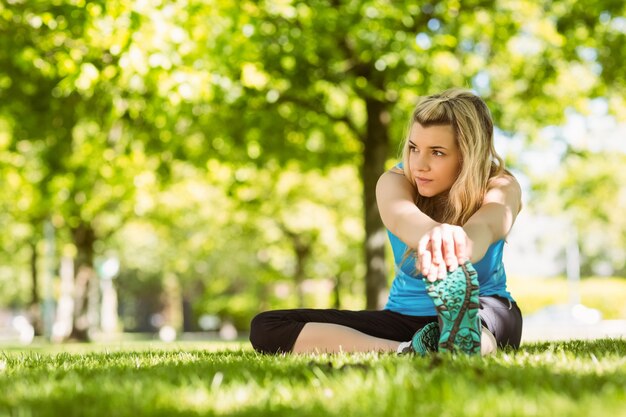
[{"x1": 1, "y1": 339, "x2": 625, "y2": 417}]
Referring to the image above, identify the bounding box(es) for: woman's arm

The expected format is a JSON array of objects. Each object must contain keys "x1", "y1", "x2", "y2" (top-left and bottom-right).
[
  {"x1": 376, "y1": 169, "x2": 522, "y2": 282},
  {"x1": 463, "y1": 173, "x2": 523, "y2": 263},
  {"x1": 419, "y1": 173, "x2": 522, "y2": 281},
  {"x1": 377, "y1": 169, "x2": 462, "y2": 282},
  {"x1": 375, "y1": 169, "x2": 440, "y2": 249}
]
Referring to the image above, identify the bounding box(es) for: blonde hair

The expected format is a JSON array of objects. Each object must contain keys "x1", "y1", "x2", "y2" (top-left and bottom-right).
[{"x1": 401, "y1": 88, "x2": 505, "y2": 225}]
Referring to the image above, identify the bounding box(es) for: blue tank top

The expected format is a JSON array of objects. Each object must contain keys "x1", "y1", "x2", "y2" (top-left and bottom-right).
[{"x1": 384, "y1": 230, "x2": 514, "y2": 316}]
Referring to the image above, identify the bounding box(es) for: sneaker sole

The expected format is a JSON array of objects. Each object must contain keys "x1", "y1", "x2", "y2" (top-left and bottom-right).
[
  {"x1": 411, "y1": 322, "x2": 440, "y2": 356},
  {"x1": 424, "y1": 262, "x2": 481, "y2": 355}
]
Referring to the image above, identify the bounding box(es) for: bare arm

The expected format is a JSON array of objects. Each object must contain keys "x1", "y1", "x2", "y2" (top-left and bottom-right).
[
  {"x1": 463, "y1": 174, "x2": 522, "y2": 263},
  {"x1": 376, "y1": 168, "x2": 522, "y2": 281},
  {"x1": 375, "y1": 169, "x2": 439, "y2": 249}
]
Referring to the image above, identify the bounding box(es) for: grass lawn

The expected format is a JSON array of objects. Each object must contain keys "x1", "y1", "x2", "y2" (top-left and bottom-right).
[{"x1": 1, "y1": 339, "x2": 625, "y2": 417}]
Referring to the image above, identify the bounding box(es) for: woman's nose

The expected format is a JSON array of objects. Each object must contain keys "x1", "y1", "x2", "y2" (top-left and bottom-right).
[{"x1": 412, "y1": 154, "x2": 429, "y2": 172}]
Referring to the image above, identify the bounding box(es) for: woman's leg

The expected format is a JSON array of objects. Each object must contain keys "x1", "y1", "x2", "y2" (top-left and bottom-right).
[
  {"x1": 420, "y1": 262, "x2": 522, "y2": 355},
  {"x1": 249, "y1": 308, "x2": 436, "y2": 354},
  {"x1": 478, "y1": 295, "x2": 523, "y2": 349},
  {"x1": 292, "y1": 323, "x2": 400, "y2": 353},
  {"x1": 480, "y1": 326, "x2": 498, "y2": 355}
]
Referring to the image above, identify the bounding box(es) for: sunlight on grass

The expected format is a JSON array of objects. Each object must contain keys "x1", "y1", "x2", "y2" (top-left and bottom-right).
[{"x1": 1, "y1": 339, "x2": 625, "y2": 417}]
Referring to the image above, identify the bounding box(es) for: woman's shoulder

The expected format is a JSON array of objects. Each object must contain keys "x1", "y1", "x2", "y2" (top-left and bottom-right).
[
  {"x1": 484, "y1": 171, "x2": 523, "y2": 212},
  {"x1": 488, "y1": 170, "x2": 518, "y2": 186},
  {"x1": 486, "y1": 171, "x2": 521, "y2": 195}
]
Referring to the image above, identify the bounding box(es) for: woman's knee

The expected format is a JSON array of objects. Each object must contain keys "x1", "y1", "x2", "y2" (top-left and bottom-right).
[
  {"x1": 249, "y1": 311, "x2": 272, "y2": 353},
  {"x1": 478, "y1": 297, "x2": 523, "y2": 349},
  {"x1": 249, "y1": 310, "x2": 297, "y2": 354}
]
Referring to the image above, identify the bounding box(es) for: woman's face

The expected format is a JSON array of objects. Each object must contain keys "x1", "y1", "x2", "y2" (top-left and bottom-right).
[{"x1": 407, "y1": 123, "x2": 461, "y2": 197}]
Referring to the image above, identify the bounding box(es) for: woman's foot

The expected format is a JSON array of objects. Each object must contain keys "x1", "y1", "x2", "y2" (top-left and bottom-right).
[
  {"x1": 481, "y1": 326, "x2": 497, "y2": 355},
  {"x1": 424, "y1": 262, "x2": 481, "y2": 355},
  {"x1": 397, "y1": 322, "x2": 440, "y2": 355}
]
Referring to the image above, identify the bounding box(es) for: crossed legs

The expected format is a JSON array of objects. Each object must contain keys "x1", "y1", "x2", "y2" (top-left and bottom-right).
[{"x1": 249, "y1": 302, "x2": 519, "y2": 355}]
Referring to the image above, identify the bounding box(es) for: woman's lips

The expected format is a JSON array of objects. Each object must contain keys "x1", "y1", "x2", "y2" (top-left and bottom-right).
[{"x1": 416, "y1": 177, "x2": 432, "y2": 186}]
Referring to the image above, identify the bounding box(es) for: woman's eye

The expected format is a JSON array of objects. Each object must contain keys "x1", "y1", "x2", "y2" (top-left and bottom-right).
[
  {"x1": 433, "y1": 151, "x2": 444, "y2": 156},
  {"x1": 409, "y1": 146, "x2": 418, "y2": 153}
]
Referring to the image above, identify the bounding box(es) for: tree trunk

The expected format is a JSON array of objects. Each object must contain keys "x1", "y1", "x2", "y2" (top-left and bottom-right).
[
  {"x1": 69, "y1": 222, "x2": 97, "y2": 341},
  {"x1": 290, "y1": 233, "x2": 311, "y2": 308},
  {"x1": 332, "y1": 275, "x2": 341, "y2": 309},
  {"x1": 362, "y1": 97, "x2": 390, "y2": 310},
  {"x1": 280, "y1": 227, "x2": 313, "y2": 308},
  {"x1": 28, "y1": 241, "x2": 43, "y2": 335},
  {"x1": 156, "y1": 273, "x2": 183, "y2": 342}
]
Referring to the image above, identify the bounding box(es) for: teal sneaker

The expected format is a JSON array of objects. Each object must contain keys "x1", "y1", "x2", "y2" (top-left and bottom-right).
[
  {"x1": 424, "y1": 261, "x2": 481, "y2": 355},
  {"x1": 397, "y1": 322, "x2": 440, "y2": 355},
  {"x1": 411, "y1": 322, "x2": 440, "y2": 355}
]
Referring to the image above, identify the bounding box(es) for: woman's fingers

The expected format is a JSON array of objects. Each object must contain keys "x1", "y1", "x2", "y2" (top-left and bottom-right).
[
  {"x1": 419, "y1": 249, "x2": 432, "y2": 276},
  {"x1": 424, "y1": 259, "x2": 446, "y2": 282},
  {"x1": 426, "y1": 259, "x2": 438, "y2": 282},
  {"x1": 438, "y1": 261, "x2": 447, "y2": 280},
  {"x1": 429, "y1": 227, "x2": 444, "y2": 268},
  {"x1": 417, "y1": 235, "x2": 431, "y2": 275},
  {"x1": 453, "y1": 227, "x2": 469, "y2": 263},
  {"x1": 418, "y1": 223, "x2": 470, "y2": 279},
  {"x1": 441, "y1": 225, "x2": 457, "y2": 271}
]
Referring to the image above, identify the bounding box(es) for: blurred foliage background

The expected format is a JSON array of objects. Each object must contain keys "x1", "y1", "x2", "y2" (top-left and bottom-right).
[{"x1": 0, "y1": 0, "x2": 625, "y2": 341}]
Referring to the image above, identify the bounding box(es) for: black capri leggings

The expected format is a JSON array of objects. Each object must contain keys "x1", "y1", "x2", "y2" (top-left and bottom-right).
[{"x1": 249, "y1": 295, "x2": 522, "y2": 354}]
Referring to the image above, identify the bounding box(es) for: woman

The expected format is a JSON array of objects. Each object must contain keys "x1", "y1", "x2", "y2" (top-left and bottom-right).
[{"x1": 249, "y1": 88, "x2": 523, "y2": 356}]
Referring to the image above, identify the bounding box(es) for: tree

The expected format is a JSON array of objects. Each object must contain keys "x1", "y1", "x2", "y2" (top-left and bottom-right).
[
  {"x1": 2, "y1": 0, "x2": 626, "y2": 339},
  {"x1": 206, "y1": 0, "x2": 626, "y2": 307},
  {"x1": 0, "y1": 0, "x2": 167, "y2": 338}
]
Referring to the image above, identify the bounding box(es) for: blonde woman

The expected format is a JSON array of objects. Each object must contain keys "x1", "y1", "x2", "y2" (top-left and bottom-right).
[{"x1": 250, "y1": 88, "x2": 523, "y2": 356}]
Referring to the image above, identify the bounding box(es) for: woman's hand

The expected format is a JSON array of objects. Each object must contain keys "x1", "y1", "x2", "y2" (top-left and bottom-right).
[{"x1": 417, "y1": 224, "x2": 469, "y2": 282}]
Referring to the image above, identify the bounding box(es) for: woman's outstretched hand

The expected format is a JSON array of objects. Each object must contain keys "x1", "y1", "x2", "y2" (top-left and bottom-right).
[{"x1": 417, "y1": 224, "x2": 469, "y2": 282}]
